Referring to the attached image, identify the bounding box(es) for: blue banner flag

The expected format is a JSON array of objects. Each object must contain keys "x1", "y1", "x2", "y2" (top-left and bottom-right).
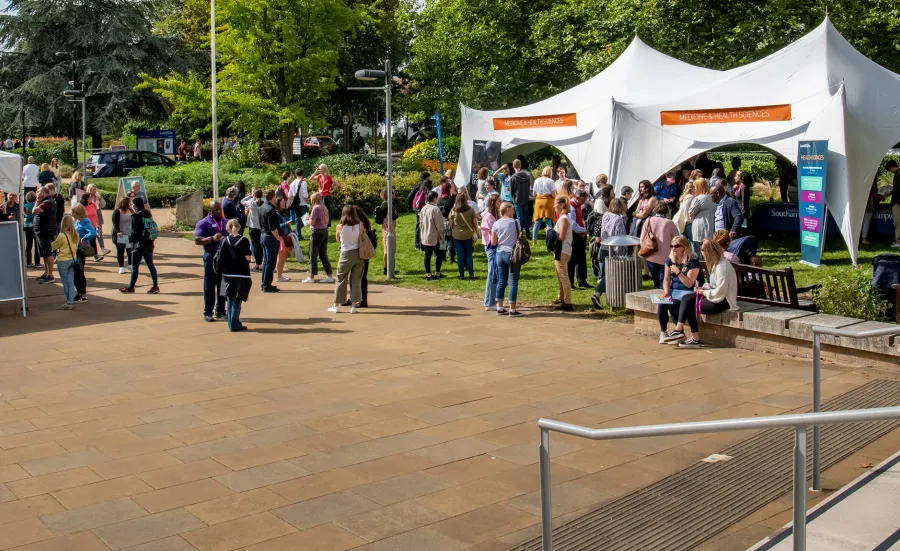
[{"x1": 797, "y1": 140, "x2": 829, "y2": 266}]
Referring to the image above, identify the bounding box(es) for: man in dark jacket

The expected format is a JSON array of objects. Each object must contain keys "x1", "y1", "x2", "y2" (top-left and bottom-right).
[
  {"x1": 509, "y1": 159, "x2": 532, "y2": 232},
  {"x1": 711, "y1": 185, "x2": 744, "y2": 238}
]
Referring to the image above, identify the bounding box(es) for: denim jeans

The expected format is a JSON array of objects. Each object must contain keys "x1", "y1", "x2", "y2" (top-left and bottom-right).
[
  {"x1": 57, "y1": 259, "x2": 76, "y2": 303},
  {"x1": 414, "y1": 211, "x2": 422, "y2": 250},
  {"x1": 203, "y1": 251, "x2": 224, "y2": 317},
  {"x1": 514, "y1": 203, "x2": 529, "y2": 233},
  {"x1": 226, "y1": 297, "x2": 243, "y2": 331},
  {"x1": 453, "y1": 238, "x2": 474, "y2": 277},
  {"x1": 129, "y1": 248, "x2": 158, "y2": 288},
  {"x1": 495, "y1": 250, "x2": 521, "y2": 304},
  {"x1": 595, "y1": 248, "x2": 610, "y2": 295},
  {"x1": 484, "y1": 245, "x2": 498, "y2": 307},
  {"x1": 532, "y1": 217, "x2": 553, "y2": 242},
  {"x1": 308, "y1": 228, "x2": 332, "y2": 276},
  {"x1": 260, "y1": 233, "x2": 280, "y2": 289}
]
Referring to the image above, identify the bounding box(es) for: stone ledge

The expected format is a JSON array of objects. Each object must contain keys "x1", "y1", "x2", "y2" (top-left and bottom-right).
[{"x1": 627, "y1": 291, "x2": 900, "y2": 364}]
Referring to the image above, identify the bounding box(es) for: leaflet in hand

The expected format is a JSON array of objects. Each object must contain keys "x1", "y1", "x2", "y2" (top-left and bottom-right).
[{"x1": 651, "y1": 293, "x2": 674, "y2": 305}]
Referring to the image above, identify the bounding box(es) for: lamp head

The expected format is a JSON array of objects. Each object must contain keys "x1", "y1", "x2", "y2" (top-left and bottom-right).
[{"x1": 355, "y1": 69, "x2": 386, "y2": 81}]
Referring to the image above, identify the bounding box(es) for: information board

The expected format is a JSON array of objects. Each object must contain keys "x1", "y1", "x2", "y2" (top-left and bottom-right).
[
  {"x1": 0, "y1": 221, "x2": 26, "y2": 316},
  {"x1": 797, "y1": 140, "x2": 828, "y2": 266}
]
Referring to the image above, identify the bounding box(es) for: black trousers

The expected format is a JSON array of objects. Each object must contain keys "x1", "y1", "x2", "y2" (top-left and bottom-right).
[
  {"x1": 74, "y1": 250, "x2": 87, "y2": 295},
  {"x1": 24, "y1": 226, "x2": 39, "y2": 265},
  {"x1": 423, "y1": 244, "x2": 445, "y2": 274},
  {"x1": 115, "y1": 242, "x2": 132, "y2": 268},
  {"x1": 567, "y1": 232, "x2": 588, "y2": 285},
  {"x1": 248, "y1": 228, "x2": 262, "y2": 266},
  {"x1": 658, "y1": 294, "x2": 729, "y2": 333}
]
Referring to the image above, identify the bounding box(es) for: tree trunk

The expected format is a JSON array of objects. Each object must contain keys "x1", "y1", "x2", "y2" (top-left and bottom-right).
[{"x1": 279, "y1": 128, "x2": 294, "y2": 164}]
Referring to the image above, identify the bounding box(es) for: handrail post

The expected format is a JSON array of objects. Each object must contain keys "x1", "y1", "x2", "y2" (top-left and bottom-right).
[
  {"x1": 540, "y1": 427, "x2": 553, "y2": 551},
  {"x1": 812, "y1": 332, "x2": 821, "y2": 491},
  {"x1": 793, "y1": 427, "x2": 807, "y2": 551}
]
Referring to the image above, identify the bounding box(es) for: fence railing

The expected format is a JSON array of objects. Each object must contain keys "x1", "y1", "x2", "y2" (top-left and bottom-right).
[
  {"x1": 538, "y1": 407, "x2": 900, "y2": 551},
  {"x1": 810, "y1": 325, "x2": 900, "y2": 490}
]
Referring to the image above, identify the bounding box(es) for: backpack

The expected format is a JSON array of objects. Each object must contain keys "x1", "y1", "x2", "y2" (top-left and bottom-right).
[
  {"x1": 412, "y1": 186, "x2": 427, "y2": 210},
  {"x1": 510, "y1": 220, "x2": 531, "y2": 267},
  {"x1": 144, "y1": 216, "x2": 159, "y2": 241}
]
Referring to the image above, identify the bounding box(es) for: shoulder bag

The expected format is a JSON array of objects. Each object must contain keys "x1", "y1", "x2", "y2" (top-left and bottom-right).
[
  {"x1": 638, "y1": 219, "x2": 658, "y2": 258},
  {"x1": 510, "y1": 220, "x2": 531, "y2": 267},
  {"x1": 358, "y1": 226, "x2": 376, "y2": 260}
]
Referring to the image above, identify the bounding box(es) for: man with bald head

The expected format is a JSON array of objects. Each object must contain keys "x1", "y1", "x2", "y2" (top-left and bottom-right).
[
  {"x1": 711, "y1": 184, "x2": 744, "y2": 239},
  {"x1": 195, "y1": 201, "x2": 227, "y2": 322}
]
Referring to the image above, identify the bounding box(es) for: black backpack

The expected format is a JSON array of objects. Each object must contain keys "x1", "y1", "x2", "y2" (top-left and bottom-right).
[{"x1": 872, "y1": 253, "x2": 900, "y2": 319}]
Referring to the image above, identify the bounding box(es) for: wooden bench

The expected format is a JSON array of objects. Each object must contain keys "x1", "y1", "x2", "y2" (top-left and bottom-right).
[{"x1": 699, "y1": 262, "x2": 818, "y2": 311}]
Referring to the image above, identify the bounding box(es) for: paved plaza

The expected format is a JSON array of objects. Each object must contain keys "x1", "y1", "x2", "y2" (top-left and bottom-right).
[{"x1": 2, "y1": 230, "x2": 898, "y2": 551}]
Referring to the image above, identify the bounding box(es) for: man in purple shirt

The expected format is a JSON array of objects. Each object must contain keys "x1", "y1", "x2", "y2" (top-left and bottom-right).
[{"x1": 194, "y1": 202, "x2": 227, "y2": 322}]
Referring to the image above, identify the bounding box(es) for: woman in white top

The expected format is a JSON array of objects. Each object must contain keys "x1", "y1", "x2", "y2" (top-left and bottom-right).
[
  {"x1": 475, "y1": 167, "x2": 489, "y2": 203},
  {"x1": 674, "y1": 239, "x2": 739, "y2": 348},
  {"x1": 491, "y1": 202, "x2": 524, "y2": 317},
  {"x1": 532, "y1": 166, "x2": 557, "y2": 242},
  {"x1": 328, "y1": 206, "x2": 366, "y2": 314},
  {"x1": 552, "y1": 196, "x2": 573, "y2": 311}
]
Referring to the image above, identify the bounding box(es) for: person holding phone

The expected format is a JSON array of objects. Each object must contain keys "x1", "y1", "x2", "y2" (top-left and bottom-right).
[{"x1": 657, "y1": 235, "x2": 703, "y2": 345}]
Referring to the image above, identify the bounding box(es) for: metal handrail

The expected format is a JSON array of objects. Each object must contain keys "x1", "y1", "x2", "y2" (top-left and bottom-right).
[
  {"x1": 811, "y1": 325, "x2": 900, "y2": 490},
  {"x1": 537, "y1": 407, "x2": 900, "y2": 551}
]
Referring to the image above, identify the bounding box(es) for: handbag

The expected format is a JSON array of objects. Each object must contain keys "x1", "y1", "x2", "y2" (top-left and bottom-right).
[
  {"x1": 638, "y1": 220, "x2": 658, "y2": 258},
  {"x1": 358, "y1": 226, "x2": 376, "y2": 260},
  {"x1": 510, "y1": 220, "x2": 531, "y2": 267},
  {"x1": 83, "y1": 243, "x2": 96, "y2": 258}
]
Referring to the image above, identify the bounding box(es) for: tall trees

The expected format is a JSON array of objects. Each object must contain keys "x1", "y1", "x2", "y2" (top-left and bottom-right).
[
  {"x1": 140, "y1": 0, "x2": 360, "y2": 162},
  {"x1": 0, "y1": 0, "x2": 189, "y2": 146},
  {"x1": 407, "y1": 0, "x2": 900, "y2": 130}
]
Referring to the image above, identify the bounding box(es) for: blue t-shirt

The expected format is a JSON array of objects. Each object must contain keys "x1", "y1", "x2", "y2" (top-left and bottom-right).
[
  {"x1": 665, "y1": 256, "x2": 703, "y2": 292},
  {"x1": 498, "y1": 174, "x2": 513, "y2": 202},
  {"x1": 24, "y1": 202, "x2": 34, "y2": 227}
]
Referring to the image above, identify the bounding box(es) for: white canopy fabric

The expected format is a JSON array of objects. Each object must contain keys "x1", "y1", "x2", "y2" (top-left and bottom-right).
[
  {"x1": 455, "y1": 36, "x2": 721, "y2": 189},
  {"x1": 610, "y1": 18, "x2": 900, "y2": 264},
  {"x1": 0, "y1": 150, "x2": 22, "y2": 195},
  {"x1": 457, "y1": 18, "x2": 900, "y2": 263}
]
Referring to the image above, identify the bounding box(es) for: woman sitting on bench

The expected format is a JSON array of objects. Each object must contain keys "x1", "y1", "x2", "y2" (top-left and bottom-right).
[
  {"x1": 676, "y1": 240, "x2": 739, "y2": 348},
  {"x1": 658, "y1": 236, "x2": 703, "y2": 346}
]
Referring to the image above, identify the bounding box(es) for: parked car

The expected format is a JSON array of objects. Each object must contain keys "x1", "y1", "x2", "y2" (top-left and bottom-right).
[
  {"x1": 86, "y1": 150, "x2": 177, "y2": 178},
  {"x1": 302, "y1": 136, "x2": 338, "y2": 156}
]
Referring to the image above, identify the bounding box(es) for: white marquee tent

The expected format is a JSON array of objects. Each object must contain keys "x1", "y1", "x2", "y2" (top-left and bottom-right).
[
  {"x1": 455, "y1": 35, "x2": 721, "y2": 188},
  {"x1": 456, "y1": 18, "x2": 900, "y2": 263}
]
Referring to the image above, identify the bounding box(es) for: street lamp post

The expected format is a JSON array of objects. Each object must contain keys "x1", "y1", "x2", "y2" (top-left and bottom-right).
[
  {"x1": 63, "y1": 85, "x2": 86, "y2": 172},
  {"x1": 55, "y1": 52, "x2": 78, "y2": 166},
  {"x1": 351, "y1": 60, "x2": 395, "y2": 278},
  {"x1": 210, "y1": 0, "x2": 219, "y2": 201}
]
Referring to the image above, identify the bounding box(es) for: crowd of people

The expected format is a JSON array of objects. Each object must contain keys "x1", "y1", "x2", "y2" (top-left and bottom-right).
[{"x1": 9, "y1": 148, "x2": 898, "y2": 342}]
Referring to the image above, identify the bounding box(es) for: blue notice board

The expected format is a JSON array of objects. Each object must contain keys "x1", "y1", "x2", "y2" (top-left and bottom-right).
[{"x1": 797, "y1": 140, "x2": 828, "y2": 266}]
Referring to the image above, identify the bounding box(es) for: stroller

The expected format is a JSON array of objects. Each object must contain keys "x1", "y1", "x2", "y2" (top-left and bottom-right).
[
  {"x1": 728, "y1": 235, "x2": 758, "y2": 265},
  {"x1": 872, "y1": 253, "x2": 900, "y2": 321}
]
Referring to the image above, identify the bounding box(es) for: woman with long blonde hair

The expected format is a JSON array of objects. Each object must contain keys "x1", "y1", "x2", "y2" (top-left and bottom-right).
[
  {"x1": 687, "y1": 177, "x2": 715, "y2": 255},
  {"x1": 50, "y1": 214, "x2": 80, "y2": 309},
  {"x1": 670, "y1": 240, "x2": 739, "y2": 348}
]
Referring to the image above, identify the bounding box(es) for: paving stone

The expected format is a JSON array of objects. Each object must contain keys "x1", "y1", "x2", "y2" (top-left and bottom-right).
[
  {"x1": 0, "y1": 517, "x2": 54, "y2": 550},
  {"x1": 94, "y1": 509, "x2": 206, "y2": 550},
  {"x1": 7, "y1": 467, "x2": 102, "y2": 498},
  {"x1": 138, "y1": 459, "x2": 232, "y2": 490},
  {"x1": 40, "y1": 496, "x2": 148, "y2": 535},
  {"x1": 182, "y1": 512, "x2": 295, "y2": 551},
  {"x1": 185, "y1": 488, "x2": 290, "y2": 525},
  {"x1": 351, "y1": 472, "x2": 454, "y2": 505},
  {"x1": 273, "y1": 490, "x2": 381, "y2": 530},
  {"x1": 213, "y1": 460, "x2": 308, "y2": 492},
  {"x1": 337, "y1": 500, "x2": 448, "y2": 542},
  {"x1": 133, "y1": 479, "x2": 235, "y2": 513}
]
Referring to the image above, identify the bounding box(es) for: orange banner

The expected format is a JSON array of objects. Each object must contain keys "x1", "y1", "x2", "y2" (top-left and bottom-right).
[
  {"x1": 660, "y1": 104, "x2": 792, "y2": 126},
  {"x1": 493, "y1": 113, "x2": 577, "y2": 130}
]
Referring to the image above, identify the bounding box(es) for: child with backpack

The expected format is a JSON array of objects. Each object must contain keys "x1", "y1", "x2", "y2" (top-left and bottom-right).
[{"x1": 120, "y1": 196, "x2": 159, "y2": 294}]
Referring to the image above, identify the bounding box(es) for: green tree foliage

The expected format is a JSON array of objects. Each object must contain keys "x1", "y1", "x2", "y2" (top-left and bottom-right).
[
  {"x1": 408, "y1": 0, "x2": 900, "y2": 129},
  {"x1": 0, "y1": 0, "x2": 190, "y2": 143},
  {"x1": 139, "y1": 0, "x2": 361, "y2": 163}
]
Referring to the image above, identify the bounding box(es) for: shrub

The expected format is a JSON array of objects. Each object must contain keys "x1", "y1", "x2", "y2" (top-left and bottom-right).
[
  {"x1": 813, "y1": 269, "x2": 890, "y2": 321},
  {"x1": 223, "y1": 140, "x2": 262, "y2": 169},
  {"x1": 421, "y1": 160, "x2": 458, "y2": 173},
  {"x1": 708, "y1": 152, "x2": 778, "y2": 182},
  {"x1": 401, "y1": 137, "x2": 461, "y2": 172},
  {"x1": 321, "y1": 173, "x2": 419, "y2": 214},
  {"x1": 280, "y1": 154, "x2": 389, "y2": 177},
  {"x1": 58, "y1": 164, "x2": 74, "y2": 178},
  {"x1": 9, "y1": 142, "x2": 75, "y2": 165}
]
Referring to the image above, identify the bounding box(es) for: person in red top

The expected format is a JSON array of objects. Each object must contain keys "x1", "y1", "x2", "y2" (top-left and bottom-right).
[
  {"x1": 177, "y1": 140, "x2": 187, "y2": 161},
  {"x1": 314, "y1": 163, "x2": 336, "y2": 224}
]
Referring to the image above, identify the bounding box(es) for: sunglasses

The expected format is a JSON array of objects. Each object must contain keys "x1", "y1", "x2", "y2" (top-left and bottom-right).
[{"x1": 671, "y1": 244, "x2": 684, "y2": 249}]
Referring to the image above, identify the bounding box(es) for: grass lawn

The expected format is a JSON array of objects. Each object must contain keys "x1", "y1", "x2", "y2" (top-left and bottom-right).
[{"x1": 755, "y1": 234, "x2": 895, "y2": 288}]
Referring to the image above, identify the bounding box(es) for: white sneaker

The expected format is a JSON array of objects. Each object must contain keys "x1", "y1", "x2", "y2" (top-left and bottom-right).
[
  {"x1": 118, "y1": 267, "x2": 126, "y2": 274},
  {"x1": 658, "y1": 331, "x2": 667, "y2": 344},
  {"x1": 327, "y1": 305, "x2": 339, "y2": 314},
  {"x1": 349, "y1": 306, "x2": 357, "y2": 314},
  {"x1": 892, "y1": 242, "x2": 900, "y2": 249},
  {"x1": 101, "y1": 248, "x2": 111, "y2": 255},
  {"x1": 277, "y1": 276, "x2": 290, "y2": 282},
  {"x1": 302, "y1": 277, "x2": 316, "y2": 283},
  {"x1": 485, "y1": 306, "x2": 493, "y2": 311},
  {"x1": 322, "y1": 276, "x2": 335, "y2": 283}
]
